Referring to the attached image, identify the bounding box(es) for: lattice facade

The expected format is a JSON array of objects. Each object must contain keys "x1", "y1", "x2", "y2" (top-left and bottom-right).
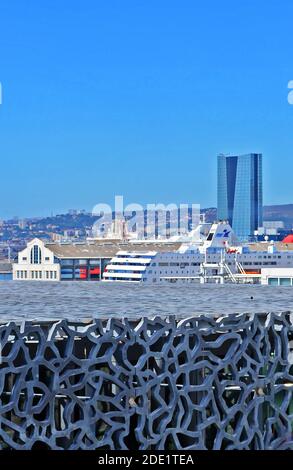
[{"x1": 0, "y1": 313, "x2": 292, "y2": 450}]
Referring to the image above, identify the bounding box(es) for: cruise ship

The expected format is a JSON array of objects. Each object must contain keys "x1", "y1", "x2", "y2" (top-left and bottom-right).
[{"x1": 103, "y1": 222, "x2": 293, "y2": 285}]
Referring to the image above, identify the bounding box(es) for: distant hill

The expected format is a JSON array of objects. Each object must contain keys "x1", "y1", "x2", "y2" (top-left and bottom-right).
[
  {"x1": 263, "y1": 204, "x2": 293, "y2": 227},
  {"x1": 201, "y1": 205, "x2": 293, "y2": 228}
]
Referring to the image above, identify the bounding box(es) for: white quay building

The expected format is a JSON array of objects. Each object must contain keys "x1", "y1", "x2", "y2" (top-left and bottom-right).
[
  {"x1": 13, "y1": 239, "x2": 60, "y2": 281},
  {"x1": 12, "y1": 237, "x2": 181, "y2": 282}
]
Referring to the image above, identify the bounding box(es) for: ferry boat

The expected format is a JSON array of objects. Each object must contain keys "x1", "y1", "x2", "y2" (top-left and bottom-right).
[{"x1": 102, "y1": 222, "x2": 293, "y2": 284}]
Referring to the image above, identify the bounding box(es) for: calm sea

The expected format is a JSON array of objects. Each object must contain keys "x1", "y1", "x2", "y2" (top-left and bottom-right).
[{"x1": 0, "y1": 281, "x2": 292, "y2": 321}]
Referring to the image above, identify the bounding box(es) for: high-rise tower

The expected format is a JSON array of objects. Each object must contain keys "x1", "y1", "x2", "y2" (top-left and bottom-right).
[{"x1": 217, "y1": 153, "x2": 263, "y2": 240}]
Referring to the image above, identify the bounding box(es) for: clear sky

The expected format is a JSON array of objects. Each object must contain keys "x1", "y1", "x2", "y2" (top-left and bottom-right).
[{"x1": 0, "y1": 0, "x2": 293, "y2": 218}]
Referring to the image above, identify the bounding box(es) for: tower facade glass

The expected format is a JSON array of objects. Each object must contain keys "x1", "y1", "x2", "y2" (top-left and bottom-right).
[{"x1": 217, "y1": 153, "x2": 263, "y2": 240}]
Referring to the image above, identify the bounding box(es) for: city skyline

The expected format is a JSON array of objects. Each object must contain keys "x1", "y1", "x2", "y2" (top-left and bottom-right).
[{"x1": 1, "y1": 1, "x2": 293, "y2": 218}]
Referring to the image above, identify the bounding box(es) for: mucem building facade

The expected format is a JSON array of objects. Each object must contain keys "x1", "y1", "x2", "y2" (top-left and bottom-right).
[{"x1": 0, "y1": 312, "x2": 292, "y2": 450}]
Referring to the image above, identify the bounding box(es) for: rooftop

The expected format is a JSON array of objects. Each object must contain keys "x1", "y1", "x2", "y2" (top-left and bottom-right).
[
  {"x1": 46, "y1": 241, "x2": 182, "y2": 259},
  {"x1": 248, "y1": 242, "x2": 293, "y2": 252}
]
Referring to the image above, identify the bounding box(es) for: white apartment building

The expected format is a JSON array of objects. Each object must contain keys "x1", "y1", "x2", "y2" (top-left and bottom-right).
[{"x1": 13, "y1": 238, "x2": 60, "y2": 281}]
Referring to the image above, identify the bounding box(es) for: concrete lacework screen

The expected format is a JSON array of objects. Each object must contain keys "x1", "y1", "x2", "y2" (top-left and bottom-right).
[{"x1": 0, "y1": 313, "x2": 292, "y2": 450}]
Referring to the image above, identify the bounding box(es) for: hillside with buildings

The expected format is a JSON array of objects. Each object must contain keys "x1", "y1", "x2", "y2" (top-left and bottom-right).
[
  {"x1": 0, "y1": 204, "x2": 293, "y2": 262},
  {"x1": 262, "y1": 204, "x2": 293, "y2": 227},
  {"x1": 202, "y1": 205, "x2": 293, "y2": 228}
]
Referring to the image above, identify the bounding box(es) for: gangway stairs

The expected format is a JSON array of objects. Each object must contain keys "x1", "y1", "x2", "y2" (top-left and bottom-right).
[
  {"x1": 200, "y1": 251, "x2": 237, "y2": 284},
  {"x1": 222, "y1": 261, "x2": 237, "y2": 283},
  {"x1": 236, "y1": 259, "x2": 246, "y2": 275}
]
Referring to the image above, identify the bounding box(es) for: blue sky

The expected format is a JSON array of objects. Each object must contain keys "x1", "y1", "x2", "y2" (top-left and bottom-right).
[{"x1": 0, "y1": 0, "x2": 293, "y2": 218}]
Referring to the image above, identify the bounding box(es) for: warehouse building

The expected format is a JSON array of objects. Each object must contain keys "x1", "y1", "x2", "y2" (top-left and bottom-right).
[
  {"x1": 13, "y1": 238, "x2": 180, "y2": 281},
  {"x1": 0, "y1": 262, "x2": 12, "y2": 280}
]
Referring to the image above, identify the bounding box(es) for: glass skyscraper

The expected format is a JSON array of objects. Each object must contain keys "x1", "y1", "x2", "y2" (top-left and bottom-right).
[{"x1": 217, "y1": 153, "x2": 263, "y2": 240}]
